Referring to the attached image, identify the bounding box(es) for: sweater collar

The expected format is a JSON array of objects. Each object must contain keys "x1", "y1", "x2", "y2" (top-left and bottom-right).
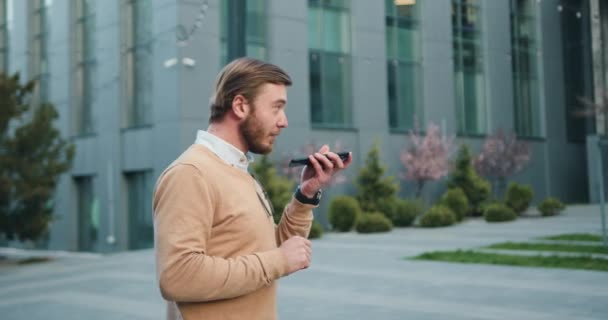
[{"x1": 194, "y1": 130, "x2": 254, "y2": 172}]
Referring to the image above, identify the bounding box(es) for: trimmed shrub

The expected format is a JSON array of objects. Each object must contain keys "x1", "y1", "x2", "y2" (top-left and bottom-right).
[
  {"x1": 440, "y1": 188, "x2": 468, "y2": 221},
  {"x1": 538, "y1": 197, "x2": 566, "y2": 217},
  {"x1": 355, "y1": 212, "x2": 393, "y2": 233},
  {"x1": 391, "y1": 199, "x2": 422, "y2": 227},
  {"x1": 484, "y1": 203, "x2": 517, "y2": 222},
  {"x1": 328, "y1": 196, "x2": 361, "y2": 232},
  {"x1": 505, "y1": 183, "x2": 534, "y2": 214},
  {"x1": 420, "y1": 205, "x2": 456, "y2": 228},
  {"x1": 478, "y1": 200, "x2": 501, "y2": 214},
  {"x1": 308, "y1": 221, "x2": 323, "y2": 239},
  {"x1": 377, "y1": 197, "x2": 398, "y2": 221},
  {"x1": 468, "y1": 177, "x2": 492, "y2": 216},
  {"x1": 356, "y1": 142, "x2": 399, "y2": 213},
  {"x1": 448, "y1": 145, "x2": 491, "y2": 216}
]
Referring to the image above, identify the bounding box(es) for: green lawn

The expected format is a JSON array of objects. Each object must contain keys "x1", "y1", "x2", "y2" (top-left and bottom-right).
[
  {"x1": 411, "y1": 250, "x2": 608, "y2": 272},
  {"x1": 539, "y1": 233, "x2": 603, "y2": 242},
  {"x1": 486, "y1": 242, "x2": 608, "y2": 255}
]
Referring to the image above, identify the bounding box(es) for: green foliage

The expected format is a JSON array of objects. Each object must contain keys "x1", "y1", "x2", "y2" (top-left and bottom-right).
[
  {"x1": 541, "y1": 233, "x2": 602, "y2": 242},
  {"x1": 308, "y1": 221, "x2": 323, "y2": 239},
  {"x1": 440, "y1": 188, "x2": 468, "y2": 221},
  {"x1": 355, "y1": 212, "x2": 393, "y2": 233},
  {"x1": 448, "y1": 145, "x2": 490, "y2": 216},
  {"x1": 356, "y1": 142, "x2": 399, "y2": 213},
  {"x1": 486, "y1": 242, "x2": 608, "y2": 255},
  {"x1": 537, "y1": 197, "x2": 566, "y2": 217},
  {"x1": 419, "y1": 205, "x2": 456, "y2": 228},
  {"x1": 328, "y1": 195, "x2": 361, "y2": 232},
  {"x1": 411, "y1": 250, "x2": 608, "y2": 272},
  {"x1": 391, "y1": 199, "x2": 422, "y2": 227},
  {"x1": 0, "y1": 73, "x2": 75, "y2": 242},
  {"x1": 484, "y1": 203, "x2": 517, "y2": 222},
  {"x1": 375, "y1": 197, "x2": 397, "y2": 221},
  {"x1": 505, "y1": 182, "x2": 533, "y2": 215},
  {"x1": 250, "y1": 155, "x2": 295, "y2": 223}
]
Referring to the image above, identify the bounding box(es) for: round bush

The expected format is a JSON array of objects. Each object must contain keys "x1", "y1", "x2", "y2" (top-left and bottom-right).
[
  {"x1": 537, "y1": 197, "x2": 566, "y2": 217},
  {"x1": 469, "y1": 177, "x2": 491, "y2": 216},
  {"x1": 376, "y1": 198, "x2": 397, "y2": 222},
  {"x1": 440, "y1": 188, "x2": 468, "y2": 221},
  {"x1": 505, "y1": 183, "x2": 534, "y2": 214},
  {"x1": 419, "y1": 205, "x2": 456, "y2": 228},
  {"x1": 484, "y1": 203, "x2": 517, "y2": 222},
  {"x1": 355, "y1": 212, "x2": 393, "y2": 233},
  {"x1": 328, "y1": 196, "x2": 361, "y2": 232},
  {"x1": 392, "y1": 199, "x2": 422, "y2": 227},
  {"x1": 308, "y1": 221, "x2": 323, "y2": 239}
]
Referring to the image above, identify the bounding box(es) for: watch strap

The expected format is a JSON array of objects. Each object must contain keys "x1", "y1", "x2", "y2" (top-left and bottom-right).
[{"x1": 295, "y1": 186, "x2": 321, "y2": 205}]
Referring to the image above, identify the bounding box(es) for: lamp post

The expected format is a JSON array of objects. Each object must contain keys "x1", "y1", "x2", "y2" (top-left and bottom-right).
[{"x1": 598, "y1": 138, "x2": 608, "y2": 246}]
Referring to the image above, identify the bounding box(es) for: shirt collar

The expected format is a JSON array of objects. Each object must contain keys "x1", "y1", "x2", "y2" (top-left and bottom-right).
[{"x1": 194, "y1": 130, "x2": 254, "y2": 172}]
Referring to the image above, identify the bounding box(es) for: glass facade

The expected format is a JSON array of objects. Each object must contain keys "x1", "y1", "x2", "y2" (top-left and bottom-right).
[
  {"x1": 452, "y1": 0, "x2": 486, "y2": 135},
  {"x1": 75, "y1": 176, "x2": 99, "y2": 252},
  {"x1": 5, "y1": 1, "x2": 597, "y2": 251},
  {"x1": 511, "y1": 0, "x2": 542, "y2": 138},
  {"x1": 385, "y1": 0, "x2": 422, "y2": 130},
  {"x1": 0, "y1": 0, "x2": 10, "y2": 74},
  {"x1": 219, "y1": 0, "x2": 267, "y2": 65},
  {"x1": 72, "y1": 0, "x2": 95, "y2": 136},
  {"x1": 125, "y1": 170, "x2": 154, "y2": 250},
  {"x1": 28, "y1": 0, "x2": 51, "y2": 105},
  {"x1": 308, "y1": 0, "x2": 352, "y2": 127},
  {"x1": 123, "y1": 0, "x2": 152, "y2": 127},
  {"x1": 561, "y1": 0, "x2": 593, "y2": 142}
]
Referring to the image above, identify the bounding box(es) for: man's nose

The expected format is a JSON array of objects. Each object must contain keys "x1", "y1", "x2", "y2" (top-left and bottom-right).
[{"x1": 278, "y1": 111, "x2": 288, "y2": 128}]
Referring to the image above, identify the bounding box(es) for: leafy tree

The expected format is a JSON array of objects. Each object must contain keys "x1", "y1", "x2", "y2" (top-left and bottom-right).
[
  {"x1": 251, "y1": 155, "x2": 295, "y2": 223},
  {"x1": 356, "y1": 142, "x2": 399, "y2": 213},
  {"x1": 473, "y1": 129, "x2": 530, "y2": 197},
  {"x1": 401, "y1": 122, "x2": 454, "y2": 197},
  {"x1": 448, "y1": 144, "x2": 490, "y2": 216},
  {"x1": 0, "y1": 73, "x2": 75, "y2": 243}
]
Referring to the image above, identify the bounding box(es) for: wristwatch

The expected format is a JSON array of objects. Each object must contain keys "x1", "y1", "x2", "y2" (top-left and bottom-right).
[{"x1": 295, "y1": 186, "x2": 322, "y2": 205}]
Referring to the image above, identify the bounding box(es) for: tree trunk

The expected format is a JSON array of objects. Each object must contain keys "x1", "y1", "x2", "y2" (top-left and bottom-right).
[{"x1": 416, "y1": 180, "x2": 425, "y2": 199}]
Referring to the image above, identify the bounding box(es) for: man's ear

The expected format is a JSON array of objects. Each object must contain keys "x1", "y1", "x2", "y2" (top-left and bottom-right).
[{"x1": 232, "y1": 95, "x2": 250, "y2": 120}]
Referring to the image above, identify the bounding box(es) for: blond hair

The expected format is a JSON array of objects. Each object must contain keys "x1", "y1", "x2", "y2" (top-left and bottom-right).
[{"x1": 209, "y1": 57, "x2": 292, "y2": 123}]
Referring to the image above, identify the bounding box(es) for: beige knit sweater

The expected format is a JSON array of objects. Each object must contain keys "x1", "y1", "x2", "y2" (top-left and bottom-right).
[{"x1": 153, "y1": 144, "x2": 314, "y2": 320}]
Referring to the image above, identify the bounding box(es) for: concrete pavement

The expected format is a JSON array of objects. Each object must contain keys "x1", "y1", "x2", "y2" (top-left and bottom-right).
[{"x1": 1, "y1": 204, "x2": 607, "y2": 319}]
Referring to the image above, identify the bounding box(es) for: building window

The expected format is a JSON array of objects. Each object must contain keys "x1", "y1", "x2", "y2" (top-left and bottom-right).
[
  {"x1": 72, "y1": 0, "x2": 96, "y2": 136},
  {"x1": 308, "y1": 0, "x2": 352, "y2": 127},
  {"x1": 385, "y1": 0, "x2": 422, "y2": 130},
  {"x1": 28, "y1": 0, "x2": 51, "y2": 105},
  {"x1": 125, "y1": 170, "x2": 154, "y2": 250},
  {"x1": 123, "y1": 0, "x2": 152, "y2": 127},
  {"x1": 0, "y1": 0, "x2": 12, "y2": 74},
  {"x1": 452, "y1": 0, "x2": 486, "y2": 135},
  {"x1": 561, "y1": 0, "x2": 593, "y2": 142},
  {"x1": 511, "y1": 0, "x2": 542, "y2": 138},
  {"x1": 75, "y1": 176, "x2": 99, "y2": 252},
  {"x1": 219, "y1": 0, "x2": 267, "y2": 65}
]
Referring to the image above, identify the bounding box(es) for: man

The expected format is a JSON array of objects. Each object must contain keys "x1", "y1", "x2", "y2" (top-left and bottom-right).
[{"x1": 153, "y1": 57, "x2": 352, "y2": 320}]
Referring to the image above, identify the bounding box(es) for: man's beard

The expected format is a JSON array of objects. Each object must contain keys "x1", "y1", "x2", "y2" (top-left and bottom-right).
[{"x1": 239, "y1": 111, "x2": 273, "y2": 154}]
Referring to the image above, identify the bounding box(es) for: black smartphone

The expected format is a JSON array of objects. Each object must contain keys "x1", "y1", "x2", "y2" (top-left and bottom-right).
[{"x1": 288, "y1": 151, "x2": 350, "y2": 167}]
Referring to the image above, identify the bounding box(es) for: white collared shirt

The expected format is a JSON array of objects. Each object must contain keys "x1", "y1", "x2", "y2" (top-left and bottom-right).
[{"x1": 194, "y1": 130, "x2": 255, "y2": 173}]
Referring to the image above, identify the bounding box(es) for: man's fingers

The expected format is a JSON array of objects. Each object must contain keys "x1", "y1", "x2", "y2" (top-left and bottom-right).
[
  {"x1": 307, "y1": 155, "x2": 324, "y2": 174},
  {"x1": 325, "y1": 152, "x2": 345, "y2": 169},
  {"x1": 317, "y1": 144, "x2": 330, "y2": 154},
  {"x1": 314, "y1": 152, "x2": 334, "y2": 170}
]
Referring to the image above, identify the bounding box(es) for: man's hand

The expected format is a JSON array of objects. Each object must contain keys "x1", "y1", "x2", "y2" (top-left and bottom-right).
[
  {"x1": 279, "y1": 236, "x2": 311, "y2": 274},
  {"x1": 299, "y1": 145, "x2": 353, "y2": 198}
]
